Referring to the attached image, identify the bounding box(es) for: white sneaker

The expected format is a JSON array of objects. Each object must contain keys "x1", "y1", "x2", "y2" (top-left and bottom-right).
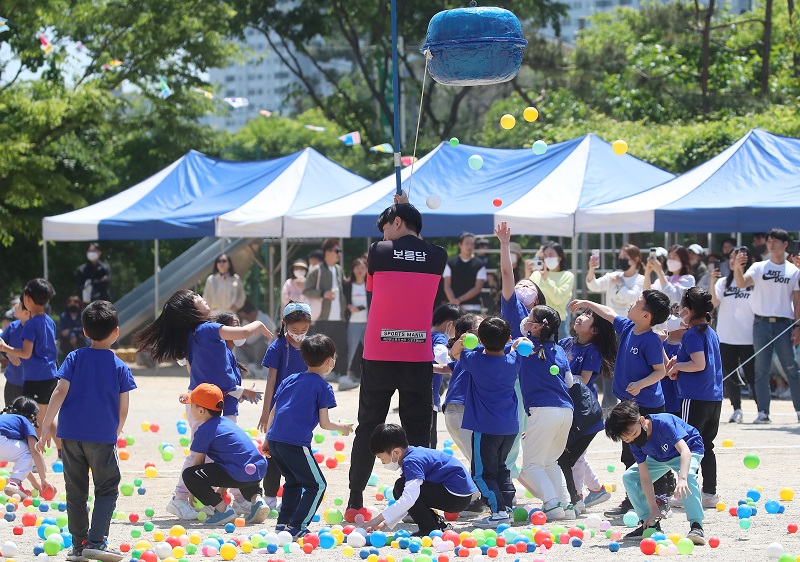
[
  {"x1": 574, "y1": 500, "x2": 585, "y2": 515},
  {"x1": 166, "y1": 496, "x2": 201, "y2": 520},
  {"x1": 753, "y1": 411, "x2": 771, "y2": 424},
  {"x1": 728, "y1": 409, "x2": 743, "y2": 423},
  {"x1": 474, "y1": 512, "x2": 510, "y2": 528},
  {"x1": 701, "y1": 493, "x2": 720, "y2": 509},
  {"x1": 338, "y1": 376, "x2": 360, "y2": 391},
  {"x1": 563, "y1": 504, "x2": 577, "y2": 519},
  {"x1": 232, "y1": 497, "x2": 252, "y2": 515},
  {"x1": 544, "y1": 502, "x2": 566, "y2": 521}
]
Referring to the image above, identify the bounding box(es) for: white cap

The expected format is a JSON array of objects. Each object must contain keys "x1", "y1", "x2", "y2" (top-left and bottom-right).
[{"x1": 688, "y1": 244, "x2": 705, "y2": 255}]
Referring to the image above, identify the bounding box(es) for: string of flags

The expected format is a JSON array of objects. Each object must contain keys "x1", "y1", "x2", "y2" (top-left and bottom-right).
[
  {"x1": 370, "y1": 143, "x2": 393, "y2": 153},
  {"x1": 157, "y1": 76, "x2": 173, "y2": 100},
  {"x1": 259, "y1": 110, "x2": 272, "y2": 118},
  {"x1": 304, "y1": 125, "x2": 326, "y2": 132},
  {"x1": 338, "y1": 132, "x2": 361, "y2": 146},
  {"x1": 38, "y1": 32, "x2": 52, "y2": 54}
]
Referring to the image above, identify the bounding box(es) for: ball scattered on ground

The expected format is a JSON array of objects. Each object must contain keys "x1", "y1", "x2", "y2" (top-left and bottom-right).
[
  {"x1": 780, "y1": 488, "x2": 794, "y2": 501},
  {"x1": 743, "y1": 453, "x2": 760, "y2": 469},
  {"x1": 622, "y1": 511, "x2": 638, "y2": 527}
]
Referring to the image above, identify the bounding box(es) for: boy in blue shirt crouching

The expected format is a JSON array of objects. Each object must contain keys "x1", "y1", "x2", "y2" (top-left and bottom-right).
[
  {"x1": 263, "y1": 334, "x2": 353, "y2": 539},
  {"x1": 40, "y1": 301, "x2": 137, "y2": 562},
  {"x1": 605, "y1": 400, "x2": 706, "y2": 546},
  {"x1": 365, "y1": 424, "x2": 477, "y2": 537},
  {"x1": 180, "y1": 383, "x2": 269, "y2": 526}
]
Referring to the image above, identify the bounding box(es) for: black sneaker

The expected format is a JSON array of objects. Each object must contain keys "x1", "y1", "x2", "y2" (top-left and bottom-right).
[
  {"x1": 66, "y1": 542, "x2": 88, "y2": 562},
  {"x1": 347, "y1": 491, "x2": 364, "y2": 511},
  {"x1": 687, "y1": 522, "x2": 705, "y2": 545},
  {"x1": 82, "y1": 542, "x2": 124, "y2": 562},
  {"x1": 287, "y1": 527, "x2": 308, "y2": 540},
  {"x1": 624, "y1": 520, "x2": 662, "y2": 540},
  {"x1": 604, "y1": 496, "x2": 633, "y2": 517}
]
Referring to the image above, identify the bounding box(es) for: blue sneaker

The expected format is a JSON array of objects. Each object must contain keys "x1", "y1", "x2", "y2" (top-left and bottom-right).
[
  {"x1": 247, "y1": 495, "x2": 271, "y2": 524},
  {"x1": 205, "y1": 507, "x2": 237, "y2": 525},
  {"x1": 287, "y1": 526, "x2": 308, "y2": 540},
  {"x1": 275, "y1": 524, "x2": 287, "y2": 532},
  {"x1": 584, "y1": 489, "x2": 612, "y2": 508}
]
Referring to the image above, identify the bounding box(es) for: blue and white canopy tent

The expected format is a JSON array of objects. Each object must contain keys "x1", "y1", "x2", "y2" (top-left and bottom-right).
[
  {"x1": 576, "y1": 129, "x2": 800, "y2": 233},
  {"x1": 284, "y1": 134, "x2": 675, "y2": 238},
  {"x1": 42, "y1": 148, "x2": 370, "y2": 325}
]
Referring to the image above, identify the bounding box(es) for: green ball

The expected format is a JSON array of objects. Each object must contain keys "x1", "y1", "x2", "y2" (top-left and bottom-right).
[
  {"x1": 779, "y1": 554, "x2": 795, "y2": 562},
  {"x1": 125, "y1": 436, "x2": 134, "y2": 446},
  {"x1": 197, "y1": 511, "x2": 207, "y2": 521},
  {"x1": 134, "y1": 478, "x2": 143, "y2": 486},
  {"x1": 642, "y1": 527, "x2": 657, "y2": 539},
  {"x1": 314, "y1": 433, "x2": 324, "y2": 444},
  {"x1": 120, "y1": 483, "x2": 135, "y2": 496},
  {"x1": 449, "y1": 137, "x2": 459, "y2": 147},
  {"x1": 44, "y1": 524, "x2": 60, "y2": 538},
  {"x1": 132, "y1": 550, "x2": 142, "y2": 559},
  {"x1": 56, "y1": 514, "x2": 68, "y2": 528},
  {"x1": 607, "y1": 464, "x2": 616, "y2": 473},
  {"x1": 186, "y1": 544, "x2": 198, "y2": 554},
  {"x1": 269, "y1": 508, "x2": 278, "y2": 518},
  {"x1": 549, "y1": 365, "x2": 560, "y2": 375},
  {"x1": 145, "y1": 507, "x2": 155, "y2": 517},
  {"x1": 161, "y1": 449, "x2": 174, "y2": 461},
  {"x1": 513, "y1": 507, "x2": 528, "y2": 522},
  {"x1": 334, "y1": 497, "x2": 343, "y2": 506},
  {"x1": 676, "y1": 537, "x2": 695, "y2": 555},
  {"x1": 32, "y1": 498, "x2": 41, "y2": 507},
  {"x1": 739, "y1": 518, "x2": 751, "y2": 529},
  {"x1": 143, "y1": 521, "x2": 155, "y2": 531},
  {"x1": 131, "y1": 529, "x2": 141, "y2": 538},
  {"x1": 463, "y1": 333, "x2": 479, "y2": 349},
  {"x1": 743, "y1": 453, "x2": 760, "y2": 469},
  {"x1": 179, "y1": 436, "x2": 190, "y2": 447},
  {"x1": 44, "y1": 538, "x2": 62, "y2": 555}
]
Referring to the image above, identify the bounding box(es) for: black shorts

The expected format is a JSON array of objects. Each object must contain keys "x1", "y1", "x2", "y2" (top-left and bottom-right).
[
  {"x1": 23, "y1": 378, "x2": 58, "y2": 405},
  {"x1": 4, "y1": 382, "x2": 25, "y2": 408}
]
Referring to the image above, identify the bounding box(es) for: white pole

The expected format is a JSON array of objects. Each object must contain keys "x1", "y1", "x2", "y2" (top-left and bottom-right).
[
  {"x1": 43, "y1": 241, "x2": 49, "y2": 280},
  {"x1": 269, "y1": 243, "x2": 276, "y2": 319},
  {"x1": 154, "y1": 239, "x2": 160, "y2": 320}
]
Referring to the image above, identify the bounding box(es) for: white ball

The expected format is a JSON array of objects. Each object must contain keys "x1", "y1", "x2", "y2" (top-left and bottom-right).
[
  {"x1": 263, "y1": 532, "x2": 278, "y2": 545},
  {"x1": 436, "y1": 541, "x2": 451, "y2": 553},
  {"x1": 346, "y1": 531, "x2": 367, "y2": 548},
  {"x1": 154, "y1": 542, "x2": 173, "y2": 559},
  {"x1": 38, "y1": 553, "x2": 50, "y2": 561},
  {"x1": 767, "y1": 543, "x2": 784, "y2": 559},
  {"x1": 426, "y1": 194, "x2": 441, "y2": 210},
  {"x1": 289, "y1": 542, "x2": 301, "y2": 554},
  {"x1": 585, "y1": 514, "x2": 602, "y2": 529},
  {"x1": 2, "y1": 541, "x2": 18, "y2": 558},
  {"x1": 277, "y1": 530, "x2": 294, "y2": 546},
  {"x1": 667, "y1": 543, "x2": 679, "y2": 556}
]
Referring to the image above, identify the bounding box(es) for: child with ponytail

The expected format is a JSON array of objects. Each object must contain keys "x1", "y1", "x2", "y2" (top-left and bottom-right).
[
  {"x1": 667, "y1": 286, "x2": 722, "y2": 509},
  {"x1": 0, "y1": 397, "x2": 50, "y2": 499}
]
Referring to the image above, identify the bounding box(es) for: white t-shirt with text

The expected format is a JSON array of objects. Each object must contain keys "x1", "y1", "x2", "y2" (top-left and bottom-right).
[
  {"x1": 745, "y1": 260, "x2": 800, "y2": 319},
  {"x1": 714, "y1": 277, "x2": 754, "y2": 345}
]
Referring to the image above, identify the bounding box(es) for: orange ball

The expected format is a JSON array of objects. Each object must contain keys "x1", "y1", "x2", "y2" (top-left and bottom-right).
[{"x1": 119, "y1": 450, "x2": 130, "y2": 461}]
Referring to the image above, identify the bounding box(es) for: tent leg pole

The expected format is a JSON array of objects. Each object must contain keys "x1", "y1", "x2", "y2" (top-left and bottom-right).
[
  {"x1": 43, "y1": 241, "x2": 49, "y2": 280},
  {"x1": 270, "y1": 243, "x2": 276, "y2": 320},
  {"x1": 280, "y1": 236, "x2": 288, "y2": 298},
  {"x1": 391, "y1": 0, "x2": 402, "y2": 196},
  {"x1": 571, "y1": 234, "x2": 579, "y2": 305},
  {"x1": 154, "y1": 239, "x2": 160, "y2": 320}
]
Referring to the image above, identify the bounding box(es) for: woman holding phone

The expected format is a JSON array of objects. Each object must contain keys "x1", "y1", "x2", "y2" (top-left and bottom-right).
[
  {"x1": 586, "y1": 244, "x2": 645, "y2": 317},
  {"x1": 528, "y1": 241, "x2": 575, "y2": 339},
  {"x1": 644, "y1": 244, "x2": 696, "y2": 305}
]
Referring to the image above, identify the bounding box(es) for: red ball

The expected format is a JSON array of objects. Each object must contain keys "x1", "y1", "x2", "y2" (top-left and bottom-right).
[
  {"x1": 789, "y1": 523, "x2": 799, "y2": 534},
  {"x1": 222, "y1": 492, "x2": 232, "y2": 505},
  {"x1": 343, "y1": 525, "x2": 356, "y2": 535},
  {"x1": 457, "y1": 547, "x2": 469, "y2": 558},
  {"x1": 729, "y1": 506, "x2": 738, "y2": 516},
  {"x1": 302, "y1": 543, "x2": 314, "y2": 554},
  {"x1": 558, "y1": 533, "x2": 570, "y2": 544},
  {"x1": 444, "y1": 511, "x2": 459, "y2": 521},
  {"x1": 495, "y1": 537, "x2": 505, "y2": 547},
  {"x1": 139, "y1": 551, "x2": 158, "y2": 562},
  {"x1": 542, "y1": 538, "x2": 553, "y2": 550},
  {"x1": 149, "y1": 423, "x2": 160, "y2": 433},
  {"x1": 640, "y1": 538, "x2": 657, "y2": 555},
  {"x1": 13, "y1": 525, "x2": 24, "y2": 535},
  {"x1": 313, "y1": 452, "x2": 325, "y2": 463},
  {"x1": 326, "y1": 458, "x2": 338, "y2": 469},
  {"x1": 128, "y1": 513, "x2": 139, "y2": 523},
  {"x1": 375, "y1": 493, "x2": 384, "y2": 501},
  {"x1": 21, "y1": 512, "x2": 37, "y2": 526},
  {"x1": 437, "y1": 555, "x2": 449, "y2": 562},
  {"x1": 534, "y1": 530, "x2": 551, "y2": 546},
  {"x1": 22, "y1": 497, "x2": 32, "y2": 507},
  {"x1": 708, "y1": 536, "x2": 720, "y2": 548},
  {"x1": 117, "y1": 437, "x2": 127, "y2": 448},
  {"x1": 344, "y1": 509, "x2": 358, "y2": 523},
  {"x1": 120, "y1": 543, "x2": 131, "y2": 553},
  {"x1": 166, "y1": 536, "x2": 181, "y2": 548},
  {"x1": 505, "y1": 545, "x2": 517, "y2": 554},
  {"x1": 144, "y1": 461, "x2": 156, "y2": 469},
  {"x1": 486, "y1": 547, "x2": 498, "y2": 558},
  {"x1": 334, "y1": 440, "x2": 346, "y2": 451},
  {"x1": 442, "y1": 530, "x2": 460, "y2": 546},
  {"x1": 531, "y1": 511, "x2": 547, "y2": 526},
  {"x1": 358, "y1": 507, "x2": 371, "y2": 521},
  {"x1": 462, "y1": 538, "x2": 477, "y2": 549},
  {"x1": 492, "y1": 198, "x2": 502, "y2": 207},
  {"x1": 304, "y1": 533, "x2": 320, "y2": 549},
  {"x1": 41, "y1": 484, "x2": 57, "y2": 501}
]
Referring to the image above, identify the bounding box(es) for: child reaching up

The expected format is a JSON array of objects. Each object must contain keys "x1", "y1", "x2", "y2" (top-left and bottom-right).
[
  {"x1": 258, "y1": 302, "x2": 313, "y2": 511},
  {"x1": 605, "y1": 401, "x2": 706, "y2": 545},
  {"x1": 262, "y1": 335, "x2": 353, "y2": 539},
  {"x1": 0, "y1": 397, "x2": 50, "y2": 499},
  {"x1": 134, "y1": 289, "x2": 271, "y2": 521}
]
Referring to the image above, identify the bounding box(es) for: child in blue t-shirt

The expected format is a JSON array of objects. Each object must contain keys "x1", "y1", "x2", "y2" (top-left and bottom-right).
[
  {"x1": 517, "y1": 304, "x2": 575, "y2": 520},
  {"x1": 558, "y1": 308, "x2": 618, "y2": 511},
  {"x1": 667, "y1": 287, "x2": 723, "y2": 508},
  {"x1": 258, "y1": 302, "x2": 312, "y2": 508},
  {"x1": 39, "y1": 300, "x2": 137, "y2": 562},
  {"x1": 1, "y1": 299, "x2": 30, "y2": 407},
  {"x1": 660, "y1": 332, "x2": 682, "y2": 416},
  {"x1": 569, "y1": 290, "x2": 673, "y2": 517},
  {"x1": 215, "y1": 312, "x2": 263, "y2": 421},
  {"x1": 606, "y1": 400, "x2": 706, "y2": 546},
  {"x1": 450, "y1": 316, "x2": 524, "y2": 528},
  {"x1": 365, "y1": 424, "x2": 477, "y2": 538},
  {"x1": 263, "y1": 334, "x2": 353, "y2": 538},
  {"x1": 430, "y1": 303, "x2": 463, "y2": 449},
  {"x1": 135, "y1": 289, "x2": 270, "y2": 521},
  {"x1": 180, "y1": 383, "x2": 269, "y2": 526},
  {"x1": 0, "y1": 279, "x2": 59, "y2": 444},
  {"x1": 0, "y1": 397, "x2": 50, "y2": 499}
]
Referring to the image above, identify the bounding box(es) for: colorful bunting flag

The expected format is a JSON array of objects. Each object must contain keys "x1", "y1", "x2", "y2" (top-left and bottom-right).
[
  {"x1": 370, "y1": 143, "x2": 394, "y2": 153},
  {"x1": 401, "y1": 156, "x2": 418, "y2": 167},
  {"x1": 157, "y1": 76, "x2": 173, "y2": 99},
  {"x1": 304, "y1": 125, "x2": 326, "y2": 132},
  {"x1": 0, "y1": 16, "x2": 9, "y2": 34},
  {"x1": 338, "y1": 131, "x2": 362, "y2": 146},
  {"x1": 190, "y1": 87, "x2": 214, "y2": 99},
  {"x1": 259, "y1": 109, "x2": 272, "y2": 118},
  {"x1": 38, "y1": 32, "x2": 52, "y2": 54},
  {"x1": 102, "y1": 59, "x2": 122, "y2": 70},
  {"x1": 224, "y1": 97, "x2": 249, "y2": 108}
]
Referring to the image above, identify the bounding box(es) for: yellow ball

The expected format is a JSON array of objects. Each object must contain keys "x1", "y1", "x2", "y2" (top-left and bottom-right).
[
  {"x1": 386, "y1": 556, "x2": 395, "y2": 562},
  {"x1": 144, "y1": 466, "x2": 158, "y2": 478},
  {"x1": 241, "y1": 541, "x2": 253, "y2": 553},
  {"x1": 135, "y1": 540, "x2": 153, "y2": 550},
  {"x1": 612, "y1": 139, "x2": 628, "y2": 155},
  {"x1": 153, "y1": 530, "x2": 165, "y2": 542},
  {"x1": 668, "y1": 533, "x2": 682, "y2": 545},
  {"x1": 523, "y1": 107, "x2": 539, "y2": 122},
  {"x1": 755, "y1": 485, "x2": 763, "y2": 492},
  {"x1": 220, "y1": 543, "x2": 238, "y2": 560},
  {"x1": 421, "y1": 536, "x2": 433, "y2": 547},
  {"x1": 343, "y1": 545, "x2": 355, "y2": 557},
  {"x1": 367, "y1": 555, "x2": 379, "y2": 562},
  {"x1": 500, "y1": 114, "x2": 516, "y2": 130},
  {"x1": 334, "y1": 452, "x2": 346, "y2": 463},
  {"x1": 0, "y1": 477, "x2": 6, "y2": 489},
  {"x1": 164, "y1": 558, "x2": 178, "y2": 562},
  {"x1": 116, "y1": 512, "x2": 126, "y2": 521},
  {"x1": 780, "y1": 488, "x2": 795, "y2": 501},
  {"x1": 722, "y1": 439, "x2": 733, "y2": 447},
  {"x1": 189, "y1": 533, "x2": 202, "y2": 545},
  {"x1": 141, "y1": 421, "x2": 150, "y2": 432},
  {"x1": 169, "y1": 525, "x2": 186, "y2": 537},
  {"x1": 716, "y1": 501, "x2": 726, "y2": 511},
  {"x1": 331, "y1": 529, "x2": 345, "y2": 545},
  {"x1": 171, "y1": 546, "x2": 185, "y2": 558}
]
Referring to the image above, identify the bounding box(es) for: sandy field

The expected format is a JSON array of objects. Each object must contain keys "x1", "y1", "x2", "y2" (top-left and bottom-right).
[{"x1": 2, "y1": 369, "x2": 800, "y2": 561}]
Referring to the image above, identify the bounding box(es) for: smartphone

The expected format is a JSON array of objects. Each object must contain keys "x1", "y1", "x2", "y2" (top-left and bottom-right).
[
  {"x1": 709, "y1": 261, "x2": 718, "y2": 271},
  {"x1": 736, "y1": 246, "x2": 749, "y2": 255},
  {"x1": 649, "y1": 247, "x2": 658, "y2": 260},
  {"x1": 591, "y1": 249, "x2": 600, "y2": 260},
  {"x1": 533, "y1": 259, "x2": 543, "y2": 270}
]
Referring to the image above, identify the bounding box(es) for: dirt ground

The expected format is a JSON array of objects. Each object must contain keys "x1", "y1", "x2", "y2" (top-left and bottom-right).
[{"x1": 2, "y1": 370, "x2": 800, "y2": 560}]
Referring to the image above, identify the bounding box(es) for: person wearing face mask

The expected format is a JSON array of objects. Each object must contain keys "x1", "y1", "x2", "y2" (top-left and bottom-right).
[
  {"x1": 529, "y1": 241, "x2": 575, "y2": 339},
  {"x1": 281, "y1": 260, "x2": 309, "y2": 308},
  {"x1": 257, "y1": 302, "x2": 313, "y2": 513},
  {"x1": 76, "y1": 243, "x2": 111, "y2": 305},
  {"x1": 364, "y1": 423, "x2": 476, "y2": 537},
  {"x1": 644, "y1": 245, "x2": 696, "y2": 306},
  {"x1": 235, "y1": 301, "x2": 277, "y2": 378},
  {"x1": 57, "y1": 296, "x2": 87, "y2": 361},
  {"x1": 587, "y1": 244, "x2": 645, "y2": 317},
  {"x1": 687, "y1": 245, "x2": 710, "y2": 290},
  {"x1": 262, "y1": 335, "x2": 353, "y2": 538}
]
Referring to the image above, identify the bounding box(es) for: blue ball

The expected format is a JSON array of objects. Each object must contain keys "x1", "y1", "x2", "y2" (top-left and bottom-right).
[
  {"x1": 5, "y1": 504, "x2": 15, "y2": 512},
  {"x1": 52, "y1": 460, "x2": 64, "y2": 473},
  {"x1": 359, "y1": 548, "x2": 370, "y2": 559},
  {"x1": 33, "y1": 545, "x2": 45, "y2": 556},
  {"x1": 442, "y1": 448, "x2": 454, "y2": 456},
  {"x1": 737, "y1": 505, "x2": 752, "y2": 518},
  {"x1": 497, "y1": 523, "x2": 510, "y2": 533},
  {"x1": 526, "y1": 543, "x2": 536, "y2": 553},
  {"x1": 429, "y1": 530, "x2": 443, "y2": 539},
  {"x1": 312, "y1": 514, "x2": 321, "y2": 522},
  {"x1": 138, "y1": 487, "x2": 146, "y2": 495},
  {"x1": 398, "y1": 538, "x2": 410, "y2": 549},
  {"x1": 570, "y1": 537, "x2": 582, "y2": 547},
  {"x1": 369, "y1": 531, "x2": 387, "y2": 548},
  {"x1": 61, "y1": 532, "x2": 73, "y2": 548},
  {"x1": 778, "y1": 505, "x2": 786, "y2": 513},
  {"x1": 267, "y1": 543, "x2": 278, "y2": 554},
  {"x1": 224, "y1": 522, "x2": 235, "y2": 533},
  {"x1": 609, "y1": 541, "x2": 620, "y2": 552},
  {"x1": 57, "y1": 503, "x2": 67, "y2": 512},
  {"x1": 747, "y1": 489, "x2": 761, "y2": 502},
  {"x1": 39, "y1": 503, "x2": 50, "y2": 512},
  {"x1": 4, "y1": 512, "x2": 15, "y2": 522},
  {"x1": 480, "y1": 545, "x2": 490, "y2": 555},
  {"x1": 516, "y1": 340, "x2": 533, "y2": 357},
  {"x1": 765, "y1": 500, "x2": 780, "y2": 514},
  {"x1": 408, "y1": 542, "x2": 421, "y2": 553}
]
